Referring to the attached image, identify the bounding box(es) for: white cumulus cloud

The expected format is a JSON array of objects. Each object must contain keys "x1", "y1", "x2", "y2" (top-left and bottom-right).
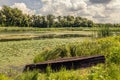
[
  {"x1": 39, "y1": 0, "x2": 88, "y2": 17},
  {"x1": 11, "y1": 3, "x2": 35, "y2": 15},
  {"x1": 0, "y1": 0, "x2": 120, "y2": 23},
  {"x1": 38, "y1": 0, "x2": 120, "y2": 23}
]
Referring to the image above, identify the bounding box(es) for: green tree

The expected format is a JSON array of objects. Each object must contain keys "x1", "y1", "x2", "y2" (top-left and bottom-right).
[
  {"x1": 47, "y1": 14, "x2": 55, "y2": 27},
  {"x1": 0, "y1": 10, "x2": 6, "y2": 26},
  {"x1": 0, "y1": 5, "x2": 97, "y2": 28}
]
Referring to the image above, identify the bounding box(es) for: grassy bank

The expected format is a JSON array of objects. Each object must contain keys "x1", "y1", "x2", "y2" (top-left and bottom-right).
[
  {"x1": 0, "y1": 27, "x2": 120, "y2": 32},
  {"x1": 31, "y1": 36, "x2": 120, "y2": 80},
  {"x1": 15, "y1": 63, "x2": 120, "y2": 80},
  {"x1": 1, "y1": 35, "x2": 120, "y2": 80},
  {"x1": 0, "y1": 27, "x2": 92, "y2": 32},
  {"x1": 34, "y1": 36, "x2": 120, "y2": 64}
]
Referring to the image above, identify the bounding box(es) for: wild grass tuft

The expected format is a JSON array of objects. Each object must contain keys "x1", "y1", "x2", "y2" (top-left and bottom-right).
[
  {"x1": 34, "y1": 35, "x2": 120, "y2": 65},
  {"x1": 97, "y1": 26, "x2": 112, "y2": 38}
]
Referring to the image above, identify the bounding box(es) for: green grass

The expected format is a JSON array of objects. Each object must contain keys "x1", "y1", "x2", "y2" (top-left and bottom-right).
[
  {"x1": 0, "y1": 27, "x2": 92, "y2": 32},
  {"x1": 1, "y1": 27, "x2": 120, "y2": 80},
  {"x1": 0, "y1": 74, "x2": 12, "y2": 80},
  {"x1": 14, "y1": 63, "x2": 120, "y2": 80},
  {"x1": 96, "y1": 26, "x2": 113, "y2": 38},
  {"x1": 1, "y1": 35, "x2": 120, "y2": 79},
  {"x1": 34, "y1": 36, "x2": 120, "y2": 64},
  {"x1": 21, "y1": 35, "x2": 120, "y2": 80},
  {"x1": 0, "y1": 27, "x2": 120, "y2": 32},
  {"x1": 0, "y1": 38, "x2": 90, "y2": 73}
]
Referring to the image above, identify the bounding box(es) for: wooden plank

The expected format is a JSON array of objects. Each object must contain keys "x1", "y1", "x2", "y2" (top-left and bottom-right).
[{"x1": 24, "y1": 55, "x2": 105, "y2": 72}]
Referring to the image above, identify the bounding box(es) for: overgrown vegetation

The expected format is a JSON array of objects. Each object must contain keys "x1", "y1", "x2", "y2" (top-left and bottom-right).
[
  {"x1": 1, "y1": 34, "x2": 120, "y2": 80},
  {"x1": 33, "y1": 35, "x2": 120, "y2": 80},
  {"x1": 14, "y1": 63, "x2": 120, "y2": 80},
  {"x1": 97, "y1": 26, "x2": 112, "y2": 38},
  {"x1": 0, "y1": 26, "x2": 120, "y2": 80},
  {"x1": 0, "y1": 37, "x2": 87, "y2": 72},
  {"x1": 10, "y1": 38, "x2": 120, "y2": 80},
  {"x1": 0, "y1": 74, "x2": 12, "y2": 80},
  {"x1": 34, "y1": 36, "x2": 120, "y2": 64},
  {"x1": 30, "y1": 36, "x2": 119, "y2": 80}
]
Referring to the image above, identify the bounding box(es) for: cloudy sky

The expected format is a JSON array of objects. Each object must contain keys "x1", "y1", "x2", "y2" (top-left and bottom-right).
[{"x1": 0, "y1": 0, "x2": 120, "y2": 23}]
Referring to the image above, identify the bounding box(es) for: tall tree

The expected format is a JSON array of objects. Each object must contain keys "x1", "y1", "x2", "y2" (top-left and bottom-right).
[
  {"x1": 0, "y1": 10, "x2": 6, "y2": 26},
  {"x1": 47, "y1": 14, "x2": 55, "y2": 27}
]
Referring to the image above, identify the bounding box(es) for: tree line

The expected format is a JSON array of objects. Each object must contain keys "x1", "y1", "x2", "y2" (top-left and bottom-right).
[
  {"x1": 0, "y1": 6, "x2": 94, "y2": 27},
  {"x1": 0, "y1": 5, "x2": 120, "y2": 28}
]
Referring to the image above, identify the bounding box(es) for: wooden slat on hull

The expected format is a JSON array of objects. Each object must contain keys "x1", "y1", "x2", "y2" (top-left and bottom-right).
[{"x1": 24, "y1": 55, "x2": 105, "y2": 72}]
